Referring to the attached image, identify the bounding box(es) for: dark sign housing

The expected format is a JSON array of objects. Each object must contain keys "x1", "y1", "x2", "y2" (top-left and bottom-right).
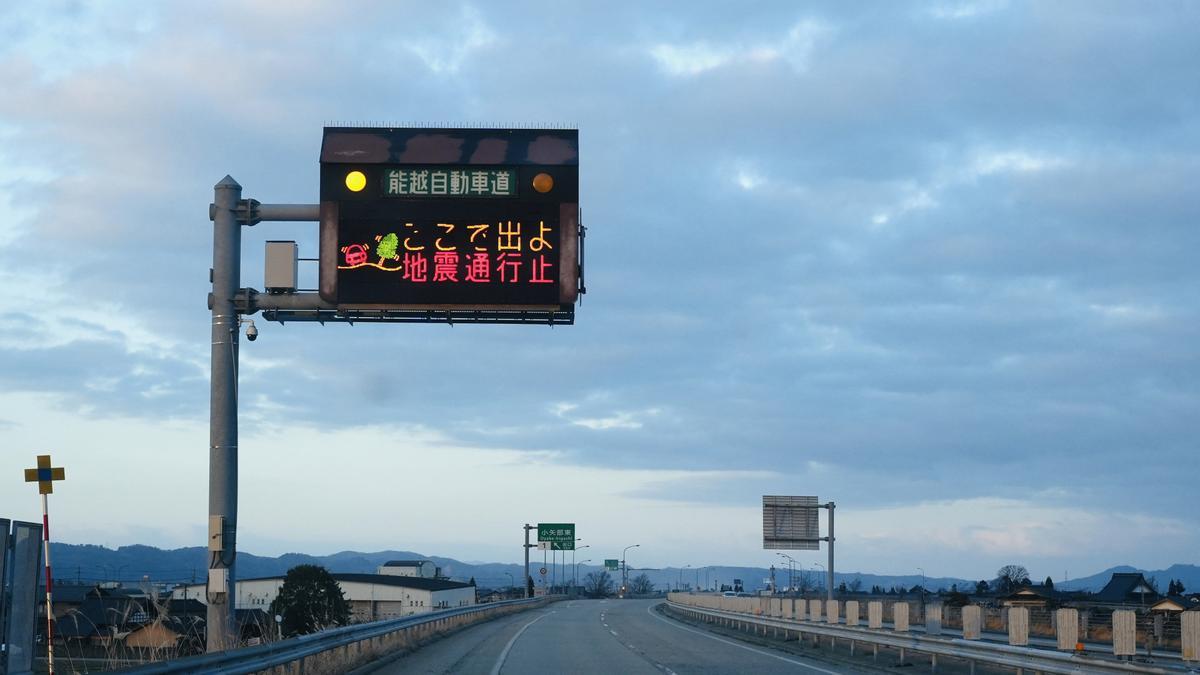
[{"x1": 319, "y1": 127, "x2": 580, "y2": 321}]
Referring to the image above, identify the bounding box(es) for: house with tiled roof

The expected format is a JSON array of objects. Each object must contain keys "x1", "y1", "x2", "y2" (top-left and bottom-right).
[{"x1": 1092, "y1": 572, "x2": 1160, "y2": 605}]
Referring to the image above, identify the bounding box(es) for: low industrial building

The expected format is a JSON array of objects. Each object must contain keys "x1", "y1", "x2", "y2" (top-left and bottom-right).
[{"x1": 171, "y1": 564, "x2": 475, "y2": 623}]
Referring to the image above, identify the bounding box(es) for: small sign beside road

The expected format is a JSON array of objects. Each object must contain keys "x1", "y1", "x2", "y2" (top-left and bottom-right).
[{"x1": 539, "y1": 567, "x2": 548, "y2": 576}]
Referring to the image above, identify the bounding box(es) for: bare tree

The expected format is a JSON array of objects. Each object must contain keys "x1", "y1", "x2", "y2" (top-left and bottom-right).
[
  {"x1": 583, "y1": 571, "x2": 614, "y2": 598},
  {"x1": 796, "y1": 570, "x2": 815, "y2": 594},
  {"x1": 629, "y1": 573, "x2": 655, "y2": 595},
  {"x1": 996, "y1": 565, "x2": 1030, "y2": 593}
]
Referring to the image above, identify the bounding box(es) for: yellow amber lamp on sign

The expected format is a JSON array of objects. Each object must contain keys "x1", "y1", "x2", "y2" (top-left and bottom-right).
[
  {"x1": 532, "y1": 172, "x2": 554, "y2": 193},
  {"x1": 345, "y1": 170, "x2": 367, "y2": 192}
]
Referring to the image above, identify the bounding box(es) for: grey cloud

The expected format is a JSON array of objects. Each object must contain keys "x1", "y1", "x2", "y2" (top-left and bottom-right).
[{"x1": 0, "y1": 1, "x2": 1196, "y2": 548}]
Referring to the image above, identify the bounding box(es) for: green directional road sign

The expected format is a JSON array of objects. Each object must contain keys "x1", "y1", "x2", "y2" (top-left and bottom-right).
[
  {"x1": 605, "y1": 559, "x2": 619, "y2": 571},
  {"x1": 537, "y1": 523, "x2": 575, "y2": 550}
]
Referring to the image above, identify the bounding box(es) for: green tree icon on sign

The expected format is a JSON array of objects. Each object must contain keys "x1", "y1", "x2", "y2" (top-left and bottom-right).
[{"x1": 376, "y1": 233, "x2": 399, "y2": 260}]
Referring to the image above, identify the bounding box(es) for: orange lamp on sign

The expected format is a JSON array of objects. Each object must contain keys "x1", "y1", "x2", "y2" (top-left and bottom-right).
[
  {"x1": 532, "y1": 172, "x2": 554, "y2": 193},
  {"x1": 345, "y1": 170, "x2": 367, "y2": 192}
]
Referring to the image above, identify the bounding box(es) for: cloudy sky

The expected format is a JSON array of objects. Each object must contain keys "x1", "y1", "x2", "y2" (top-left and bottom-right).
[{"x1": 1, "y1": 1, "x2": 1196, "y2": 582}]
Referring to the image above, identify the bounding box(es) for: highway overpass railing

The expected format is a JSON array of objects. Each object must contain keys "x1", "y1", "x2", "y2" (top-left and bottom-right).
[
  {"x1": 114, "y1": 597, "x2": 550, "y2": 675},
  {"x1": 666, "y1": 593, "x2": 1199, "y2": 674}
]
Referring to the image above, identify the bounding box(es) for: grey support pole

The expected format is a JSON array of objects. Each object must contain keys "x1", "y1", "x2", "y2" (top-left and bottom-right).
[
  {"x1": 826, "y1": 501, "x2": 835, "y2": 603},
  {"x1": 523, "y1": 524, "x2": 533, "y2": 598},
  {"x1": 207, "y1": 176, "x2": 242, "y2": 652}
]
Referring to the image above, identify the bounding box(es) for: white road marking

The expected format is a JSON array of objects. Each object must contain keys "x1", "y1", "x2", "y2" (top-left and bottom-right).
[
  {"x1": 489, "y1": 611, "x2": 553, "y2": 675},
  {"x1": 609, "y1": 629, "x2": 619, "y2": 636},
  {"x1": 646, "y1": 603, "x2": 841, "y2": 674}
]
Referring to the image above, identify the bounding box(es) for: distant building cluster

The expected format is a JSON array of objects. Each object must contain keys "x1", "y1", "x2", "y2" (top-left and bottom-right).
[
  {"x1": 37, "y1": 559, "x2": 477, "y2": 656},
  {"x1": 170, "y1": 561, "x2": 476, "y2": 623}
]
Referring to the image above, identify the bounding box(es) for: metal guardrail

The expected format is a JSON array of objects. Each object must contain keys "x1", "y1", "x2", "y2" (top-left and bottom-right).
[
  {"x1": 666, "y1": 601, "x2": 1194, "y2": 674},
  {"x1": 115, "y1": 597, "x2": 547, "y2": 674}
]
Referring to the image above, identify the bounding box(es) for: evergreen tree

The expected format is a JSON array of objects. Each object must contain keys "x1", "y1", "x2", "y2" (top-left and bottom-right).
[{"x1": 269, "y1": 564, "x2": 350, "y2": 637}]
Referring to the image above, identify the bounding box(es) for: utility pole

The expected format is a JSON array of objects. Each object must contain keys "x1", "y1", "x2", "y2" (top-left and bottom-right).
[
  {"x1": 523, "y1": 524, "x2": 534, "y2": 598},
  {"x1": 207, "y1": 176, "x2": 241, "y2": 652}
]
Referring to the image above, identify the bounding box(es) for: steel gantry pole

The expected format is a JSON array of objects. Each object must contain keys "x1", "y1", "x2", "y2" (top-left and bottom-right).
[{"x1": 207, "y1": 176, "x2": 242, "y2": 652}]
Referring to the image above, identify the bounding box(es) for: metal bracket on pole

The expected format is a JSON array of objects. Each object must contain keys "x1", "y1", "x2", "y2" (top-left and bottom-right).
[{"x1": 208, "y1": 200, "x2": 320, "y2": 225}]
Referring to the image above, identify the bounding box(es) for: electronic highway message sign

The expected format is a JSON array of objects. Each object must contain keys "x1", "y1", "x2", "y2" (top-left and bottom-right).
[
  {"x1": 763, "y1": 495, "x2": 820, "y2": 550},
  {"x1": 318, "y1": 127, "x2": 580, "y2": 318}
]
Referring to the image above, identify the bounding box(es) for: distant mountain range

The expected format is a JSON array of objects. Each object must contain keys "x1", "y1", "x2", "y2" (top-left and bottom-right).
[{"x1": 42, "y1": 543, "x2": 1199, "y2": 595}]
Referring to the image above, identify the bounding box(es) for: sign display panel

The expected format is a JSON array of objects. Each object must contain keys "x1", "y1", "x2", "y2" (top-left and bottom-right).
[
  {"x1": 319, "y1": 127, "x2": 580, "y2": 315},
  {"x1": 605, "y1": 559, "x2": 619, "y2": 571},
  {"x1": 537, "y1": 522, "x2": 575, "y2": 550},
  {"x1": 763, "y1": 495, "x2": 820, "y2": 550}
]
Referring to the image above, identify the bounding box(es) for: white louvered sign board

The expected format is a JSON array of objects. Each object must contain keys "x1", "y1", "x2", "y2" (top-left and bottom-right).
[{"x1": 762, "y1": 495, "x2": 820, "y2": 550}]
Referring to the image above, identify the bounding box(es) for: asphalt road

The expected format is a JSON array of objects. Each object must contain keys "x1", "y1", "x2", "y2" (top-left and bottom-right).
[{"x1": 368, "y1": 599, "x2": 867, "y2": 675}]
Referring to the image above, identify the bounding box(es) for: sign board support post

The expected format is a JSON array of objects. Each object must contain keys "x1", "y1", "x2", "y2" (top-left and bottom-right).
[
  {"x1": 39, "y1": 494, "x2": 54, "y2": 675},
  {"x1": 207, "y1": 176, "x2": 242, "y2": 653},
  {"x1": 523, "y1": 524, "x2": 534, "y2": 599},
  {"x1": 824, "y1": 501, "x2": 835, "y2": 603}
]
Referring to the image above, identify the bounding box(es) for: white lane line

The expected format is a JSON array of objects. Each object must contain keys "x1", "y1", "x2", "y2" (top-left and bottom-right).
[
  {"x1": 609, "y1": 629, "x2": 619, "y2": 636},
  {"x1": 646, "y1": 603, "x2": 840, "y2": 674},
  {"x1": 489, "y1": 611, "x2": 553, "y2": 675}
]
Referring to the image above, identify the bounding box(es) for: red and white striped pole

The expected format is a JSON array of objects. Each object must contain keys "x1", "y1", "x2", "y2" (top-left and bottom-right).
[
  {"x1": 41, "y1": 492, "x2": 56, "y2": 675},
  {"x1": 23, "y1": 454, "x2": 64, "y2": 675}
]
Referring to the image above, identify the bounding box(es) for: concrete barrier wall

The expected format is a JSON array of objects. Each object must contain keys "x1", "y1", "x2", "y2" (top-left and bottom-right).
[
  {"x1": 925, "y1": 604, "x2": 942, "y2": 636},
  {"x1": 1056, "y1": 608, "x2": 1078, "y2": 651},
  {"x1": 1008, "y1": 606, "x2": 1029, "y2": 646},
  {"x1": 868, "y1": 601, "x2": 883, "y2": 629},
  {"x1": 1183, "y1": 611, "x2": 1199, "y2": 662},
  {"x1": 962, "y1": 605, "x2": 981, "y2": 639},
  {"x1": 1113, "y1": 610, "x2": 1136, "y2": 656},
  {"x1": 668, "y1": 594, "x2": 1193, "y2": 663}
]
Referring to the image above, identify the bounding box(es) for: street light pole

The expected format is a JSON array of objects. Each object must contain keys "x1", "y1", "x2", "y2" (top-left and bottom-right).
[
  {"x1": 777, "y1": 553, "x2": 798, "y2": 595},
  {"x1": 574, "y1": 544, "x2": 590, "y2": 588},
  {"x1": 917, "y1": 567, "x2": 926, "y2": 616},
  {"x1": 678, "y1": 564, "x2": 689, "y2": 591},
  {"x1": 575, "y1": 559, "x2": 591, "y2": 590},
  {"x1": 622, "y1": 544, "x2": 640, "y2": 597}
]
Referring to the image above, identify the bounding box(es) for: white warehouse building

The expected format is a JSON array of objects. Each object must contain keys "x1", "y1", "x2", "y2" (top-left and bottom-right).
[{"x1": 172, "y1": 566, "x2": 475, "y2": 623}]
